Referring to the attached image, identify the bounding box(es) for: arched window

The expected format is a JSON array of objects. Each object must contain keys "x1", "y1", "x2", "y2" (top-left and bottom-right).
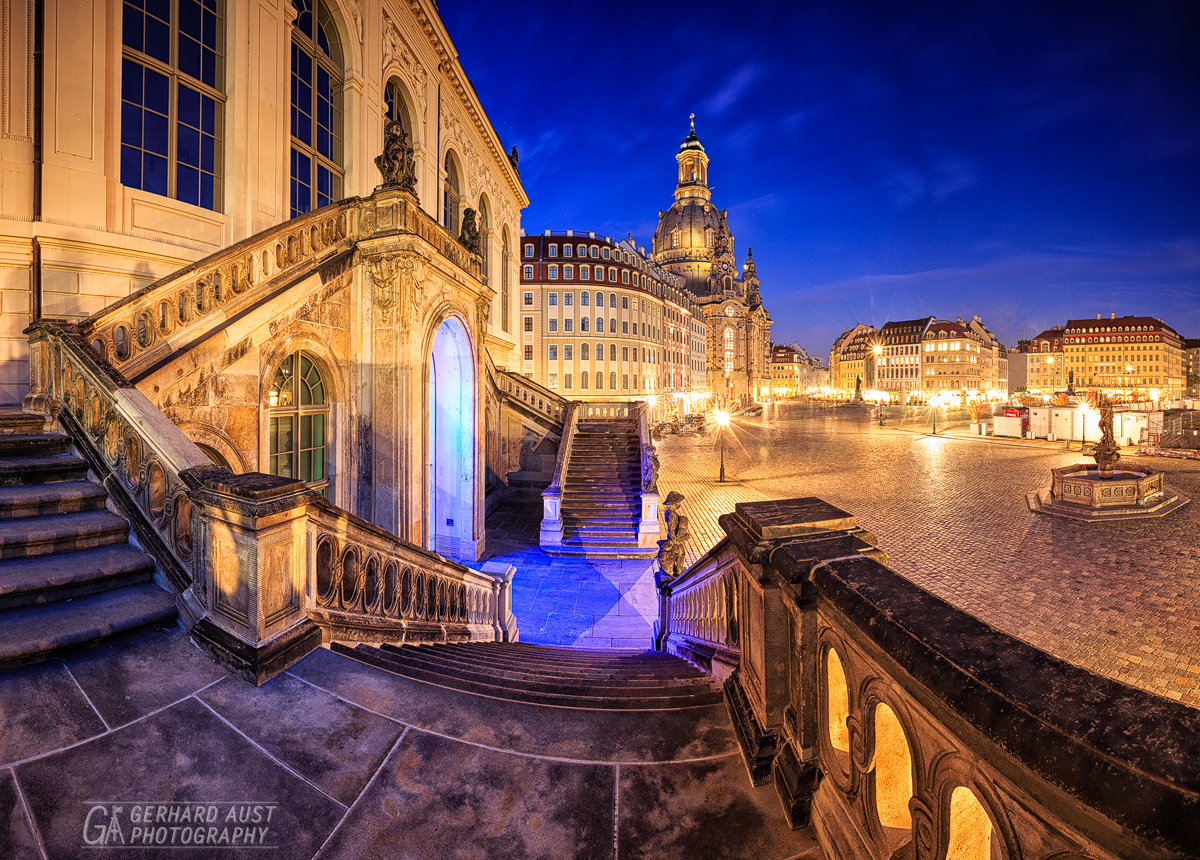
[
  {"x1": 596, "y1": 342, "x2": 604, "y2": 361},
  {"x1": 610, "y1": 372, "x2": 617, "y2": 389},
  {"x1": 581, "y1": 371, "x2": 589, "y2": 389},
  {"x1": 596, "y1": 372, "x2": 603, "y2": 390},
  {"x1": 443, "y1": 151, "x2": 461, "y2": 234},
  {"x1": 724, "y1": 327, "x2": 734, "y2": 374},
  {"x1": 609, "y1": 344, "x2": 617, "y2": 361},
  {"x1": 290, "y1": 0, "x2": 343, "y2": 216},
  {"x1": 501, "y1": 229, "x2": 511, "y2": 333},
  {"x1": 383, "y1": 78, "x2": 412, "y2": 137},
  {"x1": 477, "y1": 196, "x2": 491, "y2": 280},
  {"x1": 595, "y1": 291, "x2": 603, "y2": 306},
  {"x1": 610, "y1": 293, "x2": 617, "y2": 307},
  {"x1": 269, "y1": 351, "x2": 330, "y2": 497},
  {"x1": 121, "y1": 0, "x2": 225, "y2": 209},
  {"x1": 581, "y1": 344, "x2": 589, "y2": 361}
]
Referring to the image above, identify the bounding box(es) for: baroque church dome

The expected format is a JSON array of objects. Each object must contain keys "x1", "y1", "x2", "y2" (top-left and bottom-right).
[{"x1": 652, "y1": 118, "x2": 733, "y2": 295}]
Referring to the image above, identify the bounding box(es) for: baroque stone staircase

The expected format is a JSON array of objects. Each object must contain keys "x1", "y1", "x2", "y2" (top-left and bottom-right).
[
  {"x1": 558, "y1": 419, "x2": 644, "y2": 555},
  {"x1": 335, "y1": 641, "x2": 724, "y2": 709},
  {"x1": 0, "y1": 411, "x2": 177, "y2": 668}
]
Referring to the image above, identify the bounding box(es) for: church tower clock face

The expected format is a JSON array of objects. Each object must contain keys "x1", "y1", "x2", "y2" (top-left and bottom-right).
[{"x1": 724, "y1": 306, "x2": 737, "y2": 316}]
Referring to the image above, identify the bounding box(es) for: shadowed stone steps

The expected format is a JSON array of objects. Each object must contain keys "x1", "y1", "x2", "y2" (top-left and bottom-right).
[
  {"x1": 336, "y1": 641, "x2": 724, "y2": 710},
  {"x1": 0, "y1": 480, "x2": 109, "y2": 520},
  {"x1": 0, "y1": 582, "x2": 177, "y2": 668},
  {"x1": 0, "y1": 415, "x2": 177, "y2": 666},
  {"x1": 391, "y1": 643, "x2": 711, "y2": 684},
  {"x1": 0, "y1": 544, "x2": 158, "y2": 609}
]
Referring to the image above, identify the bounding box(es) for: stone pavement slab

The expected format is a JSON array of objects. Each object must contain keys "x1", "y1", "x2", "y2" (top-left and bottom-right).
[
  {"x1": 315, "y1": 729, "x2": 616, "y2": 860},
  {"x1": 0, "y1": 768, "x2": 41, "y2": 860},
  {"x1": 198, "y1": 674, "x2": 405, "y2": 806},
  {"x1": 65, "y1": 622, "x2": 227, "y2": 727},
  {"x1": 0, "y1": 660, "x2": 106, "y2": 764},
  {"x1": 15, "y1": 696, "x2": 346, "y2": 859},
  {"x1": 618, "y1": 756, "x2": 821, "y2": 860}
]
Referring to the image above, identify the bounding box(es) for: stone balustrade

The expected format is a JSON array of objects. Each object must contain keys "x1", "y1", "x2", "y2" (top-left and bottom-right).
[
  {"x1": 579, "y1": 401, "x2": 632, "y2": 419},
  {"x1": 539, "y1": 402, "x2": 580, "y2": 547},
  {"x1": 495, "y1": 369, "x2": 567, "y2": 424},
  {"x1": 634, "y1": 401, "x2": 660, "y2": 550},
  {"x1": 80, "y1": 202, "x2": 356, "y2": 382},
  {"x1": 306, "y1": 497, "x2": 517, "y2": 645},
  {"x1": 657, "y1": 496, "x2": 1198, "y2": 859},
  {"x1": 654, "y1": 536, "x2": 740, "y2": 679}
]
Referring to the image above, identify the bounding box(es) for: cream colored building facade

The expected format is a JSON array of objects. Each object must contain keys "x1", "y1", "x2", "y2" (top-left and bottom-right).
[
  {"x1": 0, "y1": 0, "x2": 524, "y2": 406},
  {"x1": 517, "y1": 231, "x2": 685, "y2": 404}
]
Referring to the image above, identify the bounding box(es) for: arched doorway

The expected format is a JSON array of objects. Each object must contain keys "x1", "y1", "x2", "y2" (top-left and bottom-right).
[{"x1": 429, "y1": 316, "x2": 475, "y2": 560}]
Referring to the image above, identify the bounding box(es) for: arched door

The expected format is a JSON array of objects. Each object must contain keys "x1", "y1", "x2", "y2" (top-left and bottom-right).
[{"x1": 429, "y1": 316, "x2": 475, "y2": 560}]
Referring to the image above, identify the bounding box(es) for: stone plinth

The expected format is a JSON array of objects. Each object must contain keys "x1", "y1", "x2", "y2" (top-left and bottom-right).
[{"x1": 189, "y1": 473, "x2": 321, "y2": 685}]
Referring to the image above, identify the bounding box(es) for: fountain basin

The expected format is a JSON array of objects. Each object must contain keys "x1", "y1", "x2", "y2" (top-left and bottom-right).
[
  {"x1": 1029, "y1": 464, "x2": 1188, "y2": 521},
  {"x1": 1050, "y1": 466, "x2": 1162, "y2": 510}
]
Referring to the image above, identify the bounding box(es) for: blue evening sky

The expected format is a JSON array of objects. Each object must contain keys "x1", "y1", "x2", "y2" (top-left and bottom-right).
[{"x1": 440, "y1": 1, "x2": 1200, "y2": 357}]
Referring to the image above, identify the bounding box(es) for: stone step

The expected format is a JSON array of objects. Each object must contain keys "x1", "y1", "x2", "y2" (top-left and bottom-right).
[
  {"x1": 0, "y1": 582, "x2": 178, "y2": 669},
  {"x1": 337, "y1": 644, "x2": 723, "y2": 710},
  {"x1": 0, "y1": 510, "x2": 130, "y2": 560},
  {"x1": 422, "y1": 645, "x2": 705, "y2": 678},
  {"x1": 0, "y1": 454, "x2": 89, "y2": 486},
  {"x1": 430, "y1": 642, "x2": 702, "y2": 673},
  {"x1": 0, "y1": 411, "x2": 49, "y2": 435},
  {"x1": 381, "y1": 644, "x2": 713, "y2": 689},
  {"x1": 0, "y1": 544, "x2": 157, "y2": 609},
  {"x1": 0, "y1": 481, "x2": 110, "y2": 520},
  {"x1": 0, "y1": 434, "x2": 73, "y2": 459},
  {"x1": 543, "y1": 542, "x2": 659, "y2": 558}
]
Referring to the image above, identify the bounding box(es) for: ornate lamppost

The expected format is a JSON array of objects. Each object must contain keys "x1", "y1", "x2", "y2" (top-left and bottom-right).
[{"x1": 715, "y1": 410, "x2": 730, "y2": 482}]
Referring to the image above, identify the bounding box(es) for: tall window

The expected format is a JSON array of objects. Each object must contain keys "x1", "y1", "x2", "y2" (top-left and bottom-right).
[
  {"x1": 383, "y1": 78, "x2": 411, "y2": 137},
  {"x1": 290, "y1": 0, "x2": 343, "y2": 216},
  {"x1": 443, "y1": 152, "x2": 461, "y2": 233},
  {"x1": 121, "y1": 0, "x2": 224, "y2": 209},
  {"x1": 269, "y1": 352, "x2": 330, "y2": 497},
  {"x1": 477, "y1": 196, "x2": 491, "y2": 280},
  {"x1": 502, "y1": 230, "x2": 512, "y2": 333},
  {"x1": 724, "y1": 327, "x2": 734, "y2": 373}
]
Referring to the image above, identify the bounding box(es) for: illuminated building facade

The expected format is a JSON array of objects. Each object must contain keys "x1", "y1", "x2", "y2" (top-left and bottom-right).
[{"x1": 651, "y1": 120, "x2": 772, "y2": 405}]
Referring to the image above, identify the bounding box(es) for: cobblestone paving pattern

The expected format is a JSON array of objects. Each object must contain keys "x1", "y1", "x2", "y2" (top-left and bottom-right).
[{"x1": 655, "y1": 402, "x2": 1200, "y2": 708}]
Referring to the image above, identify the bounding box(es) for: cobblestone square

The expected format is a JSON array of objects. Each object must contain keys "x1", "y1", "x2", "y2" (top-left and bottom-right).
[{"x1": 654, "y1": 402, "x2": 1200, "y2": 708}]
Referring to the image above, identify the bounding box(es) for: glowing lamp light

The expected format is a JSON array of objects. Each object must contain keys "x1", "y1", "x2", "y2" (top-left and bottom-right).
[{"x1": 715, "y1": 410, "x2": 730, "y2": 427}]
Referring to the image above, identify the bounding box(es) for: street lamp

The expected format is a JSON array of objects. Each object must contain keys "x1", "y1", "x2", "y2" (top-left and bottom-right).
[{"x1": 715, "y1": 410, "x2": 730, "y2": 482}]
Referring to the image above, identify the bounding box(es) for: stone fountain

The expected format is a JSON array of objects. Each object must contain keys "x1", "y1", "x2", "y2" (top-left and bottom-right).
[{"x1": 1028, "y1": 394, "x2": 1190, "y2": 521}]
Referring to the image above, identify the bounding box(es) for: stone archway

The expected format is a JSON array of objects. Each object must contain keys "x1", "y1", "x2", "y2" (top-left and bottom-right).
[{"x1": 428, "y1": 315, "x2": 475, "y2": 560}]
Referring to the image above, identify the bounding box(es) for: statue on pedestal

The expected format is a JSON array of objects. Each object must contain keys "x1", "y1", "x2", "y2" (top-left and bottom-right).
[
  {"x1": 1090, "y1": 393, "x2": 1121, "y2": 478},
  {"x1": 460, "y1": 208, "x2": 481, "y2": 255},
  {"x1": 657, "y1": 490, "x2": 691, "y2": 584},
  {"x1": 374, "y1": 120, "x2": 418, "y2": 195}
]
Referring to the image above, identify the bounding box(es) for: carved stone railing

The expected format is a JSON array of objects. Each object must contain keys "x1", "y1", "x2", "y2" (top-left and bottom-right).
[
  {"x1": 495, "y1": 368, "x2": 567, "y2": 426},
  {"x1": 658, "y1": 497, "x2": 1199, "y2": 858},
  {"x1": 654, "y1": 536, "x2": 740, "y2": 679},
  {"x1": 23, "y1": 320, "x2": 218, "y2": 598},
  {"x1": 358, "y1": 190, "x2": 481, "y2": 281},
  {"x1": 306, "y1": 497, "x2": 516, "y2": 645},
  {"x1": 579, "y1": 401, "x2": 632, "y2": 419},
  {"x1": 539, "y1": 401, "x2": 580, "y2": 548},
  {"x1": 634, "y1": 401, "x2": 660, "y2": 550},
  {"x1": 81, "y1": 201, "x2": 357, "y2": 382}
]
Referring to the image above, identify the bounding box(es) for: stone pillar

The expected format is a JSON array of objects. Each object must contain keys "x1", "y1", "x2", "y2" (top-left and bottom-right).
[
  {"x1": 717, "y1": 498, "x2": 876, "y2": 805},
  {"x1": 189, "y1": 473, "x2": 322, "y2": 685},
  {"x1": 637, "y1": 491, "x2": 660, "y2": 548},
  {"x1": 480, "y1": 560, "x2": 519, "y2": 642},
  {"x1": 539, "y1": 488, "x2": 563, "y2": 547}
]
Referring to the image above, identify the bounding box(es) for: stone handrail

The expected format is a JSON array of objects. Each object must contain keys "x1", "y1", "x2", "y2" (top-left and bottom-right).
[
  {"x1": 23, "y1": 319, "x2": 219, "y2": 596},
  {"x1": 634, "y1": 401, "x2": 660, "y2": 550},
  {"x1": 661, "y1": 497, "x2": 1198, "y2": 858},
  {"x1": 654, "y1": 535, "x2": 740, "y2": 679},
  {"x1": 539, "y1": 402, "x2": 580, "y2": 548},
  {"x1": 80, "y1": 201, "x2": 357, "y2": 382},
  {"x1": 495, "y1": 367, "x2": 567, "y2": 425},
  {"x1": 305, "y1": 497, "x2": 517, "y2": 645}
]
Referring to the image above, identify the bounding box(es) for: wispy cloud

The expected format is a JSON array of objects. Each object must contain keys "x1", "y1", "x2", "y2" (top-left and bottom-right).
[
  {"x1": 875, "y1": 153, "x2": 979, "y2": 208},
  {"x1": 702, "y1": 63, "x2": 763, "y2": 115}
]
